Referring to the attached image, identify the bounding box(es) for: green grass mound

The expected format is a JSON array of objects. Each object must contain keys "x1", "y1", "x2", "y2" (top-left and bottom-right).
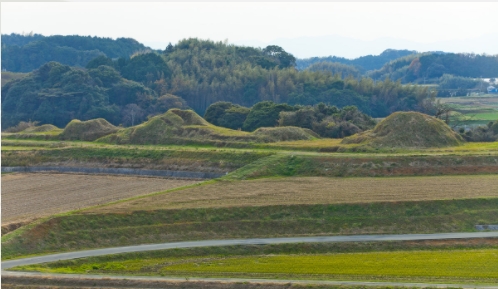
[
  {"x1": 254, "y1": 127, "x2": 318, "y2": 142},
  {"x1": 98, "y1": 109, "x2": 318, "y2": 146},
  {"x1": 21, "y1": 124, "x2": 61, "y2": 133},
  {"x1": 60, "y1": 118, "x2": 119, "y2": 141},
  {"x1": 342, "y1": 111, "x2": 463, "y2": 148}
]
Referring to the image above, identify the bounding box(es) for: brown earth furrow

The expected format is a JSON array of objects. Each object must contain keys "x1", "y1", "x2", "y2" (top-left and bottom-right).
[
  {"x1": 1, "y1": 173, "x2": 199, "y2": 225},
  {"x1": 89, "y1": 175, "x2": 498, "y2": 213}
]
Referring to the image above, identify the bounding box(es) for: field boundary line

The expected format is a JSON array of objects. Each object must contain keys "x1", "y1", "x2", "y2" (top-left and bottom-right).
[{"x1": 3, "y1": 271, "x2": 498, "y2": 289}]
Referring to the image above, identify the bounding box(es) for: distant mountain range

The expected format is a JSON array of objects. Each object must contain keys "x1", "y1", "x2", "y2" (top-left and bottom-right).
[
  {"x1": 296, "y1": 49, "x2": 417, "y2": 72},
  {"x1": 233, "y1": 34, "x2": 498, "y2": 59}
]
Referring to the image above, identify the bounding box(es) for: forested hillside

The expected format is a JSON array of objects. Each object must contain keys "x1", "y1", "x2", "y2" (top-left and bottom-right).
[
  {"x1": 2, "y1": 38, "x2": 438, "y2": 130},
  {"x1": 1, "y1": 62, "x2": 185, "y2": 129},
  {"x1": 296, "y1": 49, "x2": 417, "y2": 72},
  {"x1": 1, "y1": 33, "x2": 149, "y2": 72}
]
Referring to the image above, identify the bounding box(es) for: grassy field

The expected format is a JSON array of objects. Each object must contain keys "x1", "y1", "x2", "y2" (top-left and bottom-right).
[
  {"x1": 1, "y1": 145, "x2": 274, "y2": 173},
  {"x1": 88, "y1": 175, "x2": 498, "y2": 213},
  {"x1": 14, "y1": 240, "x2": 498, "y2": 283},
  {"x1": 1, "y1": 173, "x2": 200, "y2": 226},
  {"x1": 438, "y1": 95, "x2": 498, "y2": 126},
  {"x1": 3, "y1": 197, "x2": 497, "y2": 260}
]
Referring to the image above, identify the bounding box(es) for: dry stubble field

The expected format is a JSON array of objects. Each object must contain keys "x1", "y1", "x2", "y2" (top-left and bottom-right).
[
  {"x1": 89, "y1": 175, "x2": 498, "y2": 213},
  {"x1": 1, "y1": 173, "x2": 199, "y2": 225}
]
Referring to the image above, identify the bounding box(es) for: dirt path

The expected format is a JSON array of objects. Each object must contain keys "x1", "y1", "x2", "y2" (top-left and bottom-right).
[{"x1": 1, "y1": 173, "x2": 200, "y2": 225}]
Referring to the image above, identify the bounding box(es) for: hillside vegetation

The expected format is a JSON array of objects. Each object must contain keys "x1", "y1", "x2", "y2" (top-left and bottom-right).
[
  {"x1": 1, "y1": 61, "x2": 185, "y2": 130},
  {"x1": 369, "y1": 52, "x2": 498, "y2": 83},
  {"x1": 342, "y1": 111, "x2": 463, "y2": 148},
  {"x1": 2, "y1": 38, "x2": 442, "y2": 131},
  {"x1": 1, "y1": 33, "x2": 149, "y2": 72}
]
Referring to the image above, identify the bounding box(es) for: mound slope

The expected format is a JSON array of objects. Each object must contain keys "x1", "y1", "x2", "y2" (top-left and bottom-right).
[
  {"x1": 98, "y1": 109, "x2": 317, "y2": 145},
  {"x1": 60, "y1": 118, "x2": 119, "y2": 141},
  {"x1": 21, "y1": 124, "x2": 61, "y2": 133},
  {"x1": 342, "y1": 112, "x2": 463, "y2": 148}
]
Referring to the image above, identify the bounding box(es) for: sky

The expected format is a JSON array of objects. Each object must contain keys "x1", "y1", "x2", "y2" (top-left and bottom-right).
[{"x1": 1, "y1": 2, "x2": 498, "y2": 59}]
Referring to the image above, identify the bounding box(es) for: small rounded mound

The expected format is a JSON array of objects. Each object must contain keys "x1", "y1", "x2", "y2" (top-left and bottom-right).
[
  {"x1": 169, "y1": 109, "x2": 209, "y2": 126},
  {"x1": 60, "y1": 118, "x2": 118, "y2": 141},
  {"x1": 22, "y1": 124, "x2": 61, "y2": 133},
  {"x1": 342, "y1": 111, "x2": 463, "y2": 148},
  {"x1": 254, "y1": 126, "x2": 318, "y2": 142}
]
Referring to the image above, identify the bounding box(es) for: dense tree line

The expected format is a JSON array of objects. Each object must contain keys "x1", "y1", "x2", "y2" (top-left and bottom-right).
[
  {"x1": 2, "y1": 38, "x2": 441, "y2": 130},
  {"x1": 1, "y1": 34, "x2": 149, "y2": 72},
  {"x1": 205, "y1": 101, "x2": 376, "y2": 138},
  {"x1": 156, "y1": 39, "x2": 432, "y2": 117},
  {"x1": 306, "y1": 62, "x2": 362, "y2": 79},
  {"x1": 296, "y1": 49, "x2": 416, "y2": 72}
]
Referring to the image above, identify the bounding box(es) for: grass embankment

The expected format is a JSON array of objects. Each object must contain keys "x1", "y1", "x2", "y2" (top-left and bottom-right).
[
  {"x1": 1, "y1": 146, "x2": 273, "y2": 173},
  {"x1": 5, "y1": 145, "x2": 498, "y2": 176},
  {"x1": 14, "y1": 239, "x2": 498, "y2": 284},
  {"x1": 3, "y1": 198, "x2": 497, "y2": 260},
  {"x1": 0, "y1": 277, "x2": 467, "y2": 289},
  {"x1": 226, "y1": 154, "x2": 498, "y2": 179}
]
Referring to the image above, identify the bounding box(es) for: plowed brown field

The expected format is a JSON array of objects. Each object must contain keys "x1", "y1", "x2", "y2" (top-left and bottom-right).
[
  {"x1": 90, "y1": 175, "x2": 498, "y2": 213},
  {"x1": 1, "y1": 173, "x2": 199, "y2": 224}
]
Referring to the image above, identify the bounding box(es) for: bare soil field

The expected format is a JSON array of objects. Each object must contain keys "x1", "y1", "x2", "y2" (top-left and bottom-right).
[
  {"x1": 1, "y1": 173, "x2": 199, "y2": 225},
  {"x1": 89, "y1": 175, "x2": 498, "y2": 213}
]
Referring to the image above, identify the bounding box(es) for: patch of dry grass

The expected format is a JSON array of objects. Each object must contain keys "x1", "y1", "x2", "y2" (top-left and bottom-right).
[
  {"x1": 1, "y1": 173, "x2": 199, "y2": 225},
  {"x1": 88, "y1": 175, "x2": 498, "y2": 213}
]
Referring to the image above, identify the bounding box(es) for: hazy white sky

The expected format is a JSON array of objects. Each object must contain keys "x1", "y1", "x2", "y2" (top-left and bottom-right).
[{"x1": 2, "y1": 2, "x2": 497, "y2": 58}]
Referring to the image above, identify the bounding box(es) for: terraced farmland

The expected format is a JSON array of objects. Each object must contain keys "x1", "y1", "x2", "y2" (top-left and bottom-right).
[
  {"x1": 1, "y1": 173, "x2": 200, "y2": 225},
  {"x1": 89, "y1": 175, "x2": 498, "y2": 213}
]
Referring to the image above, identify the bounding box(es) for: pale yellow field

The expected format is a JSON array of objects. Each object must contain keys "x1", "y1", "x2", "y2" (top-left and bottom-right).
[
  {"x1": 1, "y1": 173, "x2": 199, "y2": 224},
  {"x1": 89, "y1": 175, "x2": 498, "y2": 214}
]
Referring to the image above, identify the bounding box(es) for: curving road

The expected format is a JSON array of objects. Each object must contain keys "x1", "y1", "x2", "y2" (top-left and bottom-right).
[{"x1": 3, "y1": 232, "x2": 498, "y2": 288}]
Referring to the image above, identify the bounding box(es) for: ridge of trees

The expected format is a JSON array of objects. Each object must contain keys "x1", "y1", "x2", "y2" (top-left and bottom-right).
[
  {"x1": 369, "y1": 52, "x2": 498, "y2": 83},
  {"x1": 1, "y1": 33, "x2": 149, "y2": 72},
  {"x1": 296, "y1": 49, "x2": 417, "y2": 72}
]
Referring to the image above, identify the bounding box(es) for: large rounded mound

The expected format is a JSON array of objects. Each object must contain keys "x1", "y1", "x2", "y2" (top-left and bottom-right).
[
  {"x1": 60, "y1": 118, "x2": 119, "y2": 141},
  {"x1": 342, "y1": 112, "x2": 463, "y2": 148}
]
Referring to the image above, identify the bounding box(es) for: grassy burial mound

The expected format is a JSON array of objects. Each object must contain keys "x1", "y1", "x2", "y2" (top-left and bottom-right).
[
  {"x1": 60, "y1": 118, "x2": 118, "y2": 141},
  {"x1": 342, "y1": 111, "x2": 463, "y2": 148},
  {"x1": 99, "y1": 109, "x2": 317, "y2": 146},
  {"x1": 21, "y1": 124, "x2": 61, "y2": 133}
]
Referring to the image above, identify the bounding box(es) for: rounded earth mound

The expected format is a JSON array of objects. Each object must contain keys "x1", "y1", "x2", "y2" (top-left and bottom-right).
[{"x1": 342, "y1": 111, "x2": 463, "y2": 148}]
